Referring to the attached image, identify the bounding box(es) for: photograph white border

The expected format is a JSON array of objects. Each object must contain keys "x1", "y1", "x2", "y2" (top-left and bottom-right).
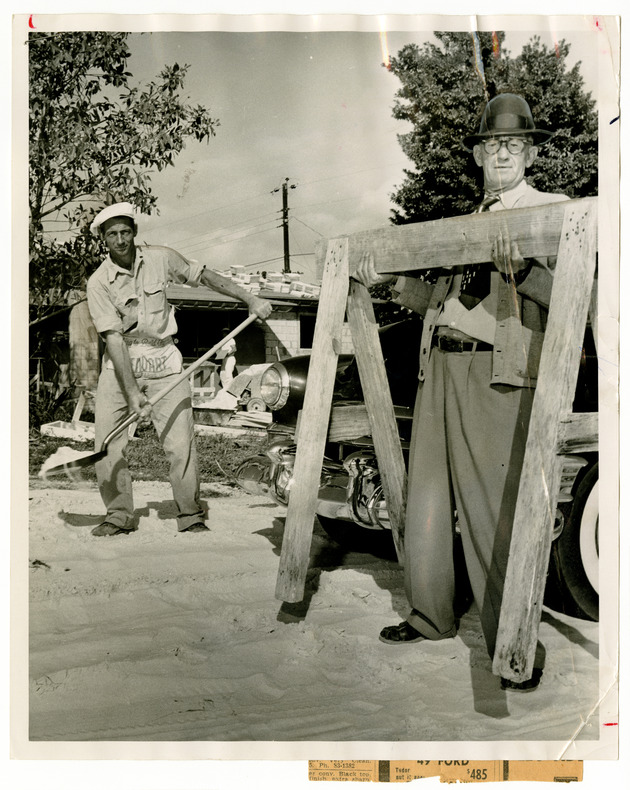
[{"x1": 7, "y1": 2, "x2": 626, "y2": 787}]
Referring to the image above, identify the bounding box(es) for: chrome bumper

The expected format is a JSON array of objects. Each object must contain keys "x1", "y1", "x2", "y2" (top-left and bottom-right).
[
  {"x1": 235, "y1": 440, "x2": 588, "y2": 536},
  {"x1": 235, "y1": 441, "x2": 390, "y2": 531}
]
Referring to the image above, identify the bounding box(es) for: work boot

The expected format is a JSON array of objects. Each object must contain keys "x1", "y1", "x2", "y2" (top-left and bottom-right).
[
  {"x1": 180, "y1": 522, "x2": 210, "y2": 533},
  {"x1": 91, "y1": 522, "x2": 134, "y2": 537}
]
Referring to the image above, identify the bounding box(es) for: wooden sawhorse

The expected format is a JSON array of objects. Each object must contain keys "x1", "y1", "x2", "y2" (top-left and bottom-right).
[{"x1": 275, "y1": 197, "x2": 597, "y2": 684}]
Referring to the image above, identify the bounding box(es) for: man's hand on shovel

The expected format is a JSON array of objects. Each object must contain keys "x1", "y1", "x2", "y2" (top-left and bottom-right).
[
  {"x1": 248, "y1": 295, "x2": 273, "y2": 321},
  {"x1": 40, "y1": 315, "x2": 262, "y2": 478},
  {"x1": 129, "y1": 387, "x2": 152, "y2": 420}
]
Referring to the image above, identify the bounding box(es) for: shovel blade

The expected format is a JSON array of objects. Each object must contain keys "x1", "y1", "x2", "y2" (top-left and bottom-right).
[{"x1": 39, "y1": 448, "x2": 107, "y2": 478}]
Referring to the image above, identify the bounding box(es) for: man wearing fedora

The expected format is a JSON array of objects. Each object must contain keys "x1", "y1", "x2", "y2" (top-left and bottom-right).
[
  {"x1": 354, "y1": 93, "x2": 568, "y2": 691},
  {"x1": 86, "y1": 202, "x2": 272, "y2": 537}
]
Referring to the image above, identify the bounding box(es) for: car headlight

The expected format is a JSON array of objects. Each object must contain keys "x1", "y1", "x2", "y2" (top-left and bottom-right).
[{"x1": 259, "y1": 365, "x2": 291, "y2": 410}]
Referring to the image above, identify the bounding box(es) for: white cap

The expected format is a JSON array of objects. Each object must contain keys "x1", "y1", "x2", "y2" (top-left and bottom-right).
[{"x1": 90, "y1": 202, "x2": 136, "y2": 237}]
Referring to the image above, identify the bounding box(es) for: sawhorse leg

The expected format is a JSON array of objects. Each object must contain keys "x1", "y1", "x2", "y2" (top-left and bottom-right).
[
  {"x1": 275, "y1": 239, "x2": 350, "y2": 602},
  {"x1": 493, "y1": 200, "x2": 598, "y2": 681},
  {"x1": 346, "y1": 280, "x2": 407, "y2": 561}
]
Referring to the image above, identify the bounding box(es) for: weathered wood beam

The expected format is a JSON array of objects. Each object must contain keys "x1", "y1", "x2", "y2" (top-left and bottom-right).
[
  {"x1": 327, "y1": 404, "x2": 371, "y2": 442},
  {"x1": 557, "y1": 412, "x2": 598, "y2": 454},
  {"x1": 275, "y1": 239, "x2": 350, "y2": 603},
  {"x1": 345, "y1": 280, "x2": 407, "y2": 562},
  {"x1": 493, "y1": 199, "x2": 598, "y2": 682},
  {"x1": 326, "y1": 404, "x2": 412, "y2": 443},
  {"x1": 315, "y1": 198, "x2": 595, "y2": 275}
]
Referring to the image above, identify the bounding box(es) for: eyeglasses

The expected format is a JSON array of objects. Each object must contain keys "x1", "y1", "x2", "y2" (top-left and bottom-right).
[{"x1": 481, "y1": 137, "x2": 532, "y2": 155}]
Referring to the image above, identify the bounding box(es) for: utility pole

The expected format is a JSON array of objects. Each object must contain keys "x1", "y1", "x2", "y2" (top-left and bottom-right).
[{"x1": 273, "y1": 178, "x2": 296, "y2": 273}]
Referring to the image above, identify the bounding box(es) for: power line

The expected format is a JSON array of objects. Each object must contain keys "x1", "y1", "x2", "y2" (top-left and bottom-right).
[
  {"x1": 291, "y1": 214, "x2": 325, "y2": 237},
  {"x1": 141, "y1": 188, "x2": 275, "y2": 234},
  {"x1": 186, "y1": 224, "x2": 280, "y2": 253},
  {"x1": 240, "y1": 251, "x2": 315, "y2": 270},
  {"x1": 291, "y1": 158, "x2": 407, "y2": 190},
  {"x1": 176, "y1": 216, "x2": 280, "y2": 254},
  {"x1": 288, "y1": 228, "x2": 303, "y2": 257},
  {"x1": 241, "y1": 255, "x2": 284, "y2": 269},
  {"x1": 142, "y1": 159, "x2": 406, "y2": 238},
  {"x1": 159, "y1": 209, "x2": 280, "y2": 251},
  {"x1": 291, "y1": 195, "x2": 359, "y2": 211},
  {"x1": 40, "y1": 157, "x2": 406, "y2": 256}
]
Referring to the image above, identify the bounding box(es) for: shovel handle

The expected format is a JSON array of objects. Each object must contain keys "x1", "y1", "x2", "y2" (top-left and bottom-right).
[{"x1": 100, "y1": 313, "x2": 259, "y2": 451}]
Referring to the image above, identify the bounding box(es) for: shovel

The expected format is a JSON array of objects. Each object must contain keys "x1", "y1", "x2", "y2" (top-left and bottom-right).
[{"x1": 39, "y1": 314, "x2": 259, "y2": 478}]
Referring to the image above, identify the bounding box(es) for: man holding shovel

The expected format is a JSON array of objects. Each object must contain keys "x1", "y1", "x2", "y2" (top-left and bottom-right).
[{"x1": 86, "y1": 202, "x2": 272, "y2": 536}]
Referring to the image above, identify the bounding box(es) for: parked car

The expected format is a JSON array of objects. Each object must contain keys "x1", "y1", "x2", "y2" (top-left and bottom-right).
[{"x1": 236, "y1": 318, "x2": 599, "y2": 622}]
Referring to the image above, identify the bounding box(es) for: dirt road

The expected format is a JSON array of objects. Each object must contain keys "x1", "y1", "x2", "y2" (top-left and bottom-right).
[{"x1": 27, "y1": 480, "x2": 605, "y2": 753}]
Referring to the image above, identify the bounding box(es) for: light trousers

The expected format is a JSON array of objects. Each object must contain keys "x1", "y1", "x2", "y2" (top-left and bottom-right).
[
  {"x1": 404, "y1": 347, "x2": 542, "y2": 665},
  {"x1": 94, "y1": 367, "x2": 204, "y2": 531}
]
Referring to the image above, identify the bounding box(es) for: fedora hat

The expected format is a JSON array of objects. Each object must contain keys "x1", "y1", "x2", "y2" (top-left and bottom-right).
[{"x1": 463, "y1": 93, "x2": 553, "y2": 150}]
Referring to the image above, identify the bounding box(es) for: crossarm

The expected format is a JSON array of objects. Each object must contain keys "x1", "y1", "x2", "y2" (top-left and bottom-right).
[{"x1": 315, "y1": 198, "x2": 595, "y2": 276}]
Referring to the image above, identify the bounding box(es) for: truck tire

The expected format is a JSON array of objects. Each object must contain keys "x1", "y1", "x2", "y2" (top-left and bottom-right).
[{"x1": 551, "y1": 462, "x2": 599, "y2": 621}]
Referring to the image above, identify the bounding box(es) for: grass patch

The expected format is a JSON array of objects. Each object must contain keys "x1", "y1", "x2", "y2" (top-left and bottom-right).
[{"x1": 29, "y1": 423, "x2": 269, "y2": 486}]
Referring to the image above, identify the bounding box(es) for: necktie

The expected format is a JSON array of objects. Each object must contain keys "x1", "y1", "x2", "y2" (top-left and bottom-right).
[{"x1": 458, "y1": 195, "x2": 500, "y2": 309}]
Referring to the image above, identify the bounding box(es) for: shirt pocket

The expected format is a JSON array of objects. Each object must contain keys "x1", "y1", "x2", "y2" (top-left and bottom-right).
[
  {"x1": 142, "y1": 277, "x2": 167, "y2": 316},
  {"x1": 112, "y1": 291, "x2": 139, "y2": 332}
]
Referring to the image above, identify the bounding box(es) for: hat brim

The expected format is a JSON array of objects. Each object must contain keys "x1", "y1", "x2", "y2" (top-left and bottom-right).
[
  {"x1": 463, "y1": 128, "x2": 554, "y2": 151},
  {"x1": 89, "y1": 202, "x2": 137, "y2": 237}
]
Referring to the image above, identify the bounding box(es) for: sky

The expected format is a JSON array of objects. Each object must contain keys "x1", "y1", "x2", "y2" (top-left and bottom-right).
[
  {"x1": 131, "y1": 29, "x2": 419, "y2": 280},
  {"x1": 115, "y1": 21, "x2": 604, "y2": 283}
]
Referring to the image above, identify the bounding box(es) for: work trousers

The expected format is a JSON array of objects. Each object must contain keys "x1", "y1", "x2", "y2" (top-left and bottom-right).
[
  {"x1": 94, "y1": 367, "x2": 204, "y2": 531},
  {"x1": 404, "y1": 347, "x2": 541, "y2": 664}
]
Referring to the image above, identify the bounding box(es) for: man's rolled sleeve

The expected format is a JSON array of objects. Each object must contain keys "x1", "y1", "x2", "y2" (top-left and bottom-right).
[
  {"x1": 185, "y1": 259, "x2": 206, "y2": 285},
  {"x1": 87, "y1": 278, "x2": 123, "y2": 335},
  {"x1": 165, "y1": 247, "x2": 206, "y2": 286}
]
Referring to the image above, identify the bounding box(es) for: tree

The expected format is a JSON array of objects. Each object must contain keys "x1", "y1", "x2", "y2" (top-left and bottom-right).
[
  {"x1": 29, "y1": 31, "x2": 220, "y2": 322},
  {"x1": 388, "y1": 32, "x2": 597, "y2": 225}
]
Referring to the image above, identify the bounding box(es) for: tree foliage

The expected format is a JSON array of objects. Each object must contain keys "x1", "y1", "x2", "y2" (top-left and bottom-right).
[
  {"x1": 29, "y1": 31, "x2": 219, "y2": 320},
  {"x1": 388, "y1": 32, "x2": 598, "y2": 225}
]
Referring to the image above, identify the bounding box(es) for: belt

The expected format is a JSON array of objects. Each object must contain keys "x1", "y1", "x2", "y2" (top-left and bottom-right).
[
  {"x1": 432, "y1": 334, "x2": 492, "y2": 353},
  {"x1": 123, "y1": 335, "x2": 173, "y2": 348}
]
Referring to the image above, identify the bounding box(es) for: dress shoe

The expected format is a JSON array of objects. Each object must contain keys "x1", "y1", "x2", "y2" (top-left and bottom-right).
[
  {"x1": 379, "y1": 621, "x2": 426, "y2": 644},
  {"x1": 500, "y1": 668, "x2": 543, "y2": 692}
]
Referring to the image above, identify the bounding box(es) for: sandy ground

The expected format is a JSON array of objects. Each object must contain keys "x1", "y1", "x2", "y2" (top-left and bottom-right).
[{"x1": 28, "y1": 480, "x2": 602, "y2": 748}]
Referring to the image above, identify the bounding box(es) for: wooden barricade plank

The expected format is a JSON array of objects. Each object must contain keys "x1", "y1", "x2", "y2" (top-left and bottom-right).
[
  {"x1": 275, "y1": 239, "x2": 350, "y2": 602},
  {"x1": 327, "y1": 404, "x2": 371, "y2": 441},
  {"x1": 315, "y1": 199, "x2": 593, "y2": 276},
  {"x1": 493, "y1": 199, "x2": 598, "y2": 681},
  {"x1": 294, "y1": 404, "x2": 376, "y2": 445},
  {"x1": 345, "y1": 280, "x2": 407, "y2": 562},
  {"x1": 327, "y1": 404, "x2": 412, "y2": 443}
]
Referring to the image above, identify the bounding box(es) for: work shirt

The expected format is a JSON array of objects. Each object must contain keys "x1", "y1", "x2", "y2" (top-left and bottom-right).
[
  {"x1": 87, "y1": 245, "x2": 205, "y2": 378},
  {"x1": 392, "y1": 181, "x2": 569, "y2": 388}
]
